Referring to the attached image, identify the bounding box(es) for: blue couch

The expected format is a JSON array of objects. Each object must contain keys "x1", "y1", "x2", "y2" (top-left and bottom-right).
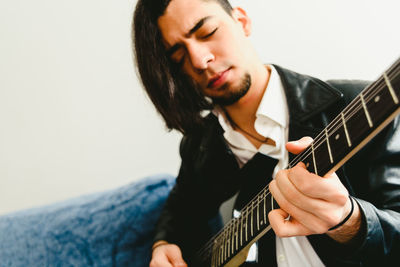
[{"x1": 0, "y1": 174, "x2": 175, "y2": 267}]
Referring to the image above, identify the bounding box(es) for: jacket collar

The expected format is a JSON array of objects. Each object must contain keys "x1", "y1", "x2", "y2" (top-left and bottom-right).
[
  {"x1": 273, "y1": 65, "x2": 343, "y2": 124},
  {"x1": 205, "y1": 65, "x2": 344, "y2": 147}
]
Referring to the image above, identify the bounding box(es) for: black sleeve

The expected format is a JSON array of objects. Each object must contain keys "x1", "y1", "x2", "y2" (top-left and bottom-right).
[
  {"x1": 152, "y1": 135, "x2": 221, "y2": 261},
  {"x1": 351, "y1": 115, "x2": 400, "y2": 265},
  {"x1": 311, "y1": 115, "x2": 400, "y2": 267}
]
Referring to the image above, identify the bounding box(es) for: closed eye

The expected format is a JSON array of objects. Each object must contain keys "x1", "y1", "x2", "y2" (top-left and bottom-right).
[
  {"x1": 202, "y1": 28, "x2": 218, "y2": 39},
  {"x1": 176, "y1": 57, "x2": 185, "y2": 67}
]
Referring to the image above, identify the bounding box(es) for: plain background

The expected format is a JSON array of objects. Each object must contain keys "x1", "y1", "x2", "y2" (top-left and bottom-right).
[{"x1": 1, "y1": 0, "x2": 399, "y2": 215}]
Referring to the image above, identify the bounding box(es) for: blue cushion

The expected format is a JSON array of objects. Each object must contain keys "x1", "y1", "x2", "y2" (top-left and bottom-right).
[{"x1": 0, "y1": 174, "x2": 175, "y2": 267}]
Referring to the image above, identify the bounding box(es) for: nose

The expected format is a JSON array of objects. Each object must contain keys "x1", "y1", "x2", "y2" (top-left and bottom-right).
[{"x1": 187, "y1": 43, "x2": 214, "y2": 72}]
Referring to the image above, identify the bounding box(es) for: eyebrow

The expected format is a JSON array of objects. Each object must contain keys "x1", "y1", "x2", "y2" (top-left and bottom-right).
[{"x1": 166, "y1": 16, "x2": 213, "y2": 57}]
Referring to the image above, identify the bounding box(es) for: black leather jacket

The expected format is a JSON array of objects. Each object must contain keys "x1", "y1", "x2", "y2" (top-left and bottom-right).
[{"x1": 153, "y1": 66, "x2": 400, "y2": 266}]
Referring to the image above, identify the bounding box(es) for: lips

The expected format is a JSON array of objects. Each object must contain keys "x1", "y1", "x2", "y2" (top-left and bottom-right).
[{"x1": 207, "y1": 68, "x2": 230, "y2": 89}]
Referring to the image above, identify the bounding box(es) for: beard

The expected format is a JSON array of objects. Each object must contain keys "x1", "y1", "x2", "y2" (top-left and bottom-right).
[{"x1": 211, "y1": 73, "x2": 251, "y2": 106}]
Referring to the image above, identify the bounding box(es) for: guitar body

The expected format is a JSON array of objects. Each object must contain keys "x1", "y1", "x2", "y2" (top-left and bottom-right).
[{"x1": 223, "y1": 246, "x2": 250, "y2": 267}]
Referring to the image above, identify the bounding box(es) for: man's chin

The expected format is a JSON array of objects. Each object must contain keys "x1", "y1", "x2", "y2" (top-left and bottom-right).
[
  {"x1": 212, "y1": 94, "x2": 243, "y2": 106},
  {"x1": 211, "y1": 73, "x2": 251, "y2": 106}
]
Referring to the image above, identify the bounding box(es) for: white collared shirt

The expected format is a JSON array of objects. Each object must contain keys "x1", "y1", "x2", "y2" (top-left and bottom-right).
[{"x1": 214, "y1": 65, "x2": 325, "y2": 267}]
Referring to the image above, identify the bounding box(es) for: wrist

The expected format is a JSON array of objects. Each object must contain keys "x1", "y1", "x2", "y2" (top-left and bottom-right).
[
  {"x1": 329, "y1": 195, "x2": 354, "y2": 231},
  {"x1": 327, "y1": 196, "x2": 362, "y2": 244},
  {"x1": 152, "y1": 240, "x2": 169, "y2": 251}
]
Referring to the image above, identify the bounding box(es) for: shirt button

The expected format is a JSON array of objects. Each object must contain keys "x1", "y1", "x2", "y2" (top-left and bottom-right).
[{"x1": 278, "y1": 254, "x2": 286, "y2": 262}]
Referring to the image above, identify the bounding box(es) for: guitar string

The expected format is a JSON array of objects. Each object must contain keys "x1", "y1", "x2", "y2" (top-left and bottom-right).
[
  {"x1": 197, "y1": 65, "x2": 400, "y2": 260},
  {"x1": 197, "y1": 69, "x2": 400, "y2": 260}
]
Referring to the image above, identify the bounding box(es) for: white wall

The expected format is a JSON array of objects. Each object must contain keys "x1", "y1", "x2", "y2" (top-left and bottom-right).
[
  {"x1": 0, "y1": 0, "x2": 399, "y2": 215},
  {"x1": 0, "y1": 0, "x2": 182, "y2": 215},
  {"x1": 233, "y1": 0, "x2": 400, "y2": 80}
]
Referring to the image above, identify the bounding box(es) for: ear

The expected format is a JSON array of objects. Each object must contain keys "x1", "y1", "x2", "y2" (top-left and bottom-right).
[{"x1": 231, "y1": 7, "x2": 252, "y2": 36}]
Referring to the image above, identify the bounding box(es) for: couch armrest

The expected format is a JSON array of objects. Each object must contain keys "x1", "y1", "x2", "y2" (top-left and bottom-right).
[{"x1": 0, "y1": 174, "x2": 175, "y2": 267}]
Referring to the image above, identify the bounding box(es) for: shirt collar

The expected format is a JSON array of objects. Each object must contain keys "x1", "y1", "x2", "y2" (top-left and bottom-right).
[
  {"x1": 212, "y1": 65, "x2": 288, "y2": 132},
  {"x1": 256, "y1": 65, "x2": 288, "y2": 128}
]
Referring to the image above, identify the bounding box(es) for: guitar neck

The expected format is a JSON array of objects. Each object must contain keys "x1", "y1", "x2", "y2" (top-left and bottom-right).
[
  {"x1": 292, "y1": 58, "x2": 400, "y2": 178},
  {"x1": 196, "y1": 57, "x2": 400, "y2": 267}
]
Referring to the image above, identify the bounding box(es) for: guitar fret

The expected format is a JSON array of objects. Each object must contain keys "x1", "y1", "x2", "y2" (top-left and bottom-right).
[
  {"x1": 231, "y1": 221, "x2": 235, "y2": 256},
  {"x1": 360, "y1": 93, "x2": 373, "y2": 127},
  {"x1": 222, "y1": 233, "x2": 225, "y2": 266},
  {"x1": 257, "y1": 198, "x2": 260, "y2": 231},
  {"x1": 240, "y1": 213, "x2": 243, "y2": 246},
  {"x1": 211, "y1": 240, "x2": 215, "y2": 267},
  {"x1": 230, "y1": 223, "x2": 233, "y2": 256},
  {"x1": 226, "y1": 227, "x2": 230, "y2": 259},
  {"x1": 228, "y1": 226, "x2": 232, "y2": 258},
  {"x1": 230, "y1": 222, "x2": 233, "y2": 256},
  {"x1": 214, "y1": 240, "x2": 217, "y2": 267},
  {"x1": 245, "y1": 208, "x2": 248, "y2": 242},
  {"x1": 259, "y1": 195, "x2": 263, "y2": 226},
  {"x1": 213, "y1": 239, "x2": 218, "y2": 267},
  {"x1": 231, "y1": 222, "x2": 234, "y2": 255},
  {"x1": 225, "y1": 228, "x2": 229, "y2": 262},
  {"x1": 225, "y1": 225, "x2": 229, "y2": 261},
  {"x1": 216, "y1": 239, "x2": 220, "y2": 267},
  {"x1": 250, "y1": 201, "x2": 254, "y2": 237},
  {"x1": 263, "y1": 188, "x2": 267, "y2": 225},
  {"x1": 341, "y1": 112, "x2": 352, "y2": 147},
  {"x1": 325, "y1": 128, "x2": 334, "y2": 164},
  {"x1": 235, "y1": 219, "x2": 238, "y2": 251},
  {"x1": 219, "y1": 242, "x2": 223, "y2": 266},
  {"x1": 328, "y1": 123, "x2": 348, "y2": 169},
  {"x1": 311, "y1": 142, "x2": 318, "y2": 176},
  {"x1": 219, "y1": 234, "x2": 224, "y2": 265},
  {"x1": 223, "y1": 230, "x2": 226, "y2": 263},
  {"x1": 383, "y1": 72, "x2": 399, "y2": 104}
]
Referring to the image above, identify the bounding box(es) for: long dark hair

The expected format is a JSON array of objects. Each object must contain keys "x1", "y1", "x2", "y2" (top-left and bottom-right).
[{"x1": 132, "y1": 0, "x2": 232, "y2": 134}]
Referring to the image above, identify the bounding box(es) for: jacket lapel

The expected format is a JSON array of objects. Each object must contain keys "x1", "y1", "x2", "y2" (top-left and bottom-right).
[
  {"x1": 273, "y1": 65, "x2": 344, "y2": 162},
  {"x1": 273, "y1": 65, "x2": 343, "y2": 123}
]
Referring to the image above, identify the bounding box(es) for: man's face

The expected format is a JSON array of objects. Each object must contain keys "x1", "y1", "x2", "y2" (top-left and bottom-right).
[{"x1": 158, "y1": 0, "x2": 255, "y2": 106}]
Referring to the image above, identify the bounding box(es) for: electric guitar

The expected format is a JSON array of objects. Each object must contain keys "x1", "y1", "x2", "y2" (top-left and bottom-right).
[{"x1": 194, "y1": 57, "x2": 400, "y2": 267}]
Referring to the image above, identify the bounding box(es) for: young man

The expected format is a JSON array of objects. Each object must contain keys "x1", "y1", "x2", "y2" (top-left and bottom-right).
[{"x1": 133, "y1": 0, "x2": 400, "y2": 266}]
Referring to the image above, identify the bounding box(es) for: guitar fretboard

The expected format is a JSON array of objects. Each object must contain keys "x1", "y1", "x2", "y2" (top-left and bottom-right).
[
  {"x1": 196, "y1": 57, "x2": 400, "y2": 267},
  {"x1": 297, "y1": 63, "x2": 400, "y2": 177}
]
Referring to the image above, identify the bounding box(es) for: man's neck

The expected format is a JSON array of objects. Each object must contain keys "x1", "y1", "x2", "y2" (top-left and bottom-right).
[{"x1": 224, "y1": 65, "x2": 271, "y2": 128}]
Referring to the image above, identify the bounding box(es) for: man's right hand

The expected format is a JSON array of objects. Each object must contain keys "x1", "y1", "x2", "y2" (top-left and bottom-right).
[{"x1": 150, "y1": 241, "x2": 188, "y2": 267}]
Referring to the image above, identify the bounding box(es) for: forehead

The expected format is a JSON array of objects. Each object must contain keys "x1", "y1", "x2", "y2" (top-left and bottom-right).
[{"x1": 157, "y1": 0, "x2": 228, "y2": 46}]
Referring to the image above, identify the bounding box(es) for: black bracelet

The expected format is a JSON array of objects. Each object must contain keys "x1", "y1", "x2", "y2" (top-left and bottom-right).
[{"x1": 328, "y1": 195, "x2": 354, "y2": 231}]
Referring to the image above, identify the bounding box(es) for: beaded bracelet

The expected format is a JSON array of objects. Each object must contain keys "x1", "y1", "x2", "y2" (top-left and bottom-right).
[{"x1": 328, "y1": 195, "x2": 354, "y2": 231}]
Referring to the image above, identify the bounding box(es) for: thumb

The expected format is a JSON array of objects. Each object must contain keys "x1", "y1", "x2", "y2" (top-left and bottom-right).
[
  {"x1": 286, "y1": 136, "x2": 313, "y2": 155},
  {"x1": 166, "y1": 246, "x2": 187, "y2": 267}
]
